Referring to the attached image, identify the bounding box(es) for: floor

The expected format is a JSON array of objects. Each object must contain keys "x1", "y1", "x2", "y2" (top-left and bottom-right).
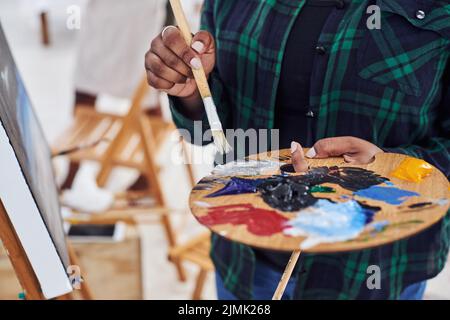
[{"x1": 0, "y1": 0, "x2": 449, "y2": 300}]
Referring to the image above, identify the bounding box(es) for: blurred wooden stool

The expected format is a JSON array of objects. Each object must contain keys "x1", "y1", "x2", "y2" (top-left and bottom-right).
[
  {"x1": 52, "y1": 78, "x2": 184, "y2": 278},
  {"x1": 168, "y1": 232, "x2": 213, "y2": 300}
]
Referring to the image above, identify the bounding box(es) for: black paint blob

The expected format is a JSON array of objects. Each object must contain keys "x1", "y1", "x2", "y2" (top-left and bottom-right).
[
  {"x1": 408, "y1": 202, "x2": 433, "y2": 209},
  {"x1": 280, "y1": 163, "x2": 296, "y2": 173},
  {"x1": 257, "y1": 167, "x2": 388, "y2": 212},
  {"x1": 258, "y1": 177, "x2": 317, "y2": 212},
  {"x1": 291, "y1": 166, "x2": 388, "y2": 192}
]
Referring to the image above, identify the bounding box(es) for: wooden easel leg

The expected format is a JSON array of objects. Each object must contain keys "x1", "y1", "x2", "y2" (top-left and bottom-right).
[
  {"x1": 0, "y1": 200, "x2": 45, "y2": 300},
  {"x1": 272, "y1": 250, "x2": 301, "y2": 300},
  {"x1": 192, "y1": 269, "x2": 208, "y2": 300}
]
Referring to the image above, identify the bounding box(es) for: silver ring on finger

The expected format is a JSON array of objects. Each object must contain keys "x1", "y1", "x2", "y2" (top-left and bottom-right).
[{"x1": 161, "y1": 25, "x2": 177, "y2": 38}]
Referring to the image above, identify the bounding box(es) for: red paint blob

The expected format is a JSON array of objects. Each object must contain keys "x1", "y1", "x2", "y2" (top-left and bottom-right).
[{"x1": 198, "y1": 204, "x2": 288, "y2": 236}]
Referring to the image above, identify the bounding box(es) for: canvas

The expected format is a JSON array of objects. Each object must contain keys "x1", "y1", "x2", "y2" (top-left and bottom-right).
[{"x1": 0, "y1": 23, "x2": 72, "y2": 299}]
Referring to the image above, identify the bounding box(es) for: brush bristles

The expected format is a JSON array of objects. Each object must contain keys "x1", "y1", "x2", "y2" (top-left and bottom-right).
[{"x1": 212, "y1": 130, "x2": 232, "y2": 154}]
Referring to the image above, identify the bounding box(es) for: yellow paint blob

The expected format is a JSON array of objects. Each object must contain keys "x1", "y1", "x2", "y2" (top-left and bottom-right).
[{"x1": 391, "y1": 158, "x2": 433, "y2": 183}]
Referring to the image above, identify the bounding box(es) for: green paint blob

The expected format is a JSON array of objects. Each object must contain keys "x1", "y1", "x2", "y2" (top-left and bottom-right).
[{"x1": 310, "y1": 186, "x2": 336, "y2": 193}]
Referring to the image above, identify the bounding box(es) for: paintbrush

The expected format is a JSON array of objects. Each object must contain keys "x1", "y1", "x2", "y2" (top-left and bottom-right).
[{"x1": 169, "y1": 0, "x2": 232, "y2": 154}]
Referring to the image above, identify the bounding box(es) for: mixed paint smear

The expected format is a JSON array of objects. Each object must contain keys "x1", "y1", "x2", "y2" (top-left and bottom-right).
[
  {"x1": 212, "y1": 160, "x2": 281, "y2": 176},
  {"x1": 354, "y1": 185, "x2": 419, "y2": 205},
  {"x1": 207, "y1": 166, "x2": 387, "y2": 211},
  {"x1": 206, "y1": 177, "x2": 265, "y2": 198},
  {"x1": 198, "y1": 163, "x2": 443, "y2": 249},
  {"x1": 284, "y1": 199, "x2": 379, "y2": 249},
  {"x1": 193, "y1": 177, "x2": 229, "y2": 191},
  {"x1": 294, "y1": 166, "x2": 388, "y2": 192},
  {"x1": 258, "y1": 167, "x2": 387, "y2": 211},
  {"x1": 198, "y1": 204, "x2": 288, "y2": 236}
]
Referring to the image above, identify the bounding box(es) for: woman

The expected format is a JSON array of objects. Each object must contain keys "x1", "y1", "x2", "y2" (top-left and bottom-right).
[{"x1": 145, "y1": 0, "x2": 450, "y2": 299}]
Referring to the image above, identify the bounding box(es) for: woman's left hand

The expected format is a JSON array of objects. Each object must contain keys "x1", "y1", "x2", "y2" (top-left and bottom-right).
[{"x1": 291, "y1": 137, "x2": 384, "y2": 172}]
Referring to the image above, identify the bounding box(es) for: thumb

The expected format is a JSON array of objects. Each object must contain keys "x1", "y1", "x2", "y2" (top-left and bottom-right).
[
  {"x1": 306, "y1": 137, "x2": 354, "y2": 159},
  {"x1": 191, "y1": 30, "x2": 215, "y2": 54},
  {"x1": 291, "y1": 142, "x2": 309, "y2": 172}
]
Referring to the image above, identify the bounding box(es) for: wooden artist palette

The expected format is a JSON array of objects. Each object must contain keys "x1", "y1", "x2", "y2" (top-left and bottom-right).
[{"x1": 189, "y1": 149, "x2": 450, "y2": 253}]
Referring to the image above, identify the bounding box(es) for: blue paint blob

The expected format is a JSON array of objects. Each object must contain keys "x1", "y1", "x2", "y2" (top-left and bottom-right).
[
  {"x1": 206, "y1": 177, "x2": 265, "y2": 197},
  {"x1": 355, "y1": 186, "x2": 419, "y2": 205},
  {"x1": 285, "y1": 199, "x2": 379, "y2": 249}
]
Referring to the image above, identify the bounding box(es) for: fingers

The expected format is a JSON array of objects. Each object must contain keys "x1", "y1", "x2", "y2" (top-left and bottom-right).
[
  {"x1": 146, "y1": 26, "x2": 215, "y2": 93},
  {"x1": 306, "y1": 137, "x2": 355, "y2": 159},
  {"x1": 145, "y1": 51, "x2": 187, "y2": 85},
  {"x1": 150, "y1": 36, "x2": 192, "y2": 78},
  {"x1": 146, "y1": 70, "x2": 174, "y2": 90},
  {"x1": 161, "y1": 26, "x2": 202, "y2": 70},
  {"x1": 192, "y1": 30, "x2": 215, "y2": 54},
  {"x1": 291, "y1": 142, "x2": 309, "y2": 172},
  {"x1": 305, "y1": 137, "x2": 383, "y2": 164}
]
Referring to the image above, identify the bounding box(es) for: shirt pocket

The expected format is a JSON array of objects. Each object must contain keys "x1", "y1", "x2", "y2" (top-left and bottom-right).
[{"x1": 357, "y1": 0, "x2": 450, "y2": 97}]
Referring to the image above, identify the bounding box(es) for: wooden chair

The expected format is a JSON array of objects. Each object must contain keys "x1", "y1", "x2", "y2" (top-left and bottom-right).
[
  {"x1": 168, "y1": 232, "x2": 213, "y2": 300},
  {"x1": 166, "y1": 139, "x2": 214, "y2": 300},
  {"x1": 52, "y1": 78, "x2": 184, "y2": 277}
]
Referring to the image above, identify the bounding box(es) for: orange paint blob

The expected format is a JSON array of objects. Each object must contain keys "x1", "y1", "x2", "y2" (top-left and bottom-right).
[{"x1": 391, "y1": 158, "x2": 433, "y2": 183}]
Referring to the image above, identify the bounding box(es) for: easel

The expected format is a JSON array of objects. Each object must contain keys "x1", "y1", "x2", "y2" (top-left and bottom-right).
[
  {"x1": 0, "y1": 200, "x2": 45, "y2": 300},
  {"x1": 0, "y1": 199, "x2": 94, "y2": 300}
]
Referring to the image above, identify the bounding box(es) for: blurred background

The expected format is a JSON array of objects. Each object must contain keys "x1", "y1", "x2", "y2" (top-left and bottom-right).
[{"x1": 0, "y1": 0, "x2": 448, "y2": 300}]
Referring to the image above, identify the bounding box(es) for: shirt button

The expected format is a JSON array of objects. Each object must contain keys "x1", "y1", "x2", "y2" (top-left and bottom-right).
[
  {"x1": 305, "y1": 110, "x2": 315, "y2": 118},
  {"x1": 416, "y1": 10, "x2": 426, "y2": 20},
  {"x1": 315, "y1": 46, "x2": 326, "y2": 55}
]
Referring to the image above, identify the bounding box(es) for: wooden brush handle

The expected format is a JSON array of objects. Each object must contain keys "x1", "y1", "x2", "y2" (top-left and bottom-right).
[{"x1": 169, "y1": 0, "x2": 212, "y2": 99}]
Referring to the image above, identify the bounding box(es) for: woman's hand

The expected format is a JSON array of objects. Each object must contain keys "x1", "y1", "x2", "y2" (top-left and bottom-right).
[
  {"x1": 291, "y1": 137, "x2": 384, "y2": 172},
  {"x1": 145, "y1": 26, "x2": 216, "y2": 98}
]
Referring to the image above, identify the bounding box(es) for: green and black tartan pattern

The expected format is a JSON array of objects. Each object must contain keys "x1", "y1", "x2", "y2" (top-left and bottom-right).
[{"x1": 170, "y1": 0, "x2": 450, "y2": 299}]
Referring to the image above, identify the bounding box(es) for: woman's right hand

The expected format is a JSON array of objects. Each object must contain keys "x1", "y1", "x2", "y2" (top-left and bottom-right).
[{"x1": 145, "y1": 26, "x2": 216, "y2": 99}]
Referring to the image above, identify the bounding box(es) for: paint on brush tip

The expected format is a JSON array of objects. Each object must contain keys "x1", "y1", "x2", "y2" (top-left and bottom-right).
[
  {"x1": 212, "y1": 160, "x2": 281, "y2": 176},
  {"x1": 355, "y1": 185, "x2": 419, "y2": 205},
  {"x1": 198, "y1": 204, "x2": 288, "y2": 236},
  {"x1": 284, "y1": 199, "x2": 379, "y2": 250}
]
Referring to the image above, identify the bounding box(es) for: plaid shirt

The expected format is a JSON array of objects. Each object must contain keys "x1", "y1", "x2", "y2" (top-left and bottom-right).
[{"x1": 170, "y1": 0, "x2": 450, "y2": 299}]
